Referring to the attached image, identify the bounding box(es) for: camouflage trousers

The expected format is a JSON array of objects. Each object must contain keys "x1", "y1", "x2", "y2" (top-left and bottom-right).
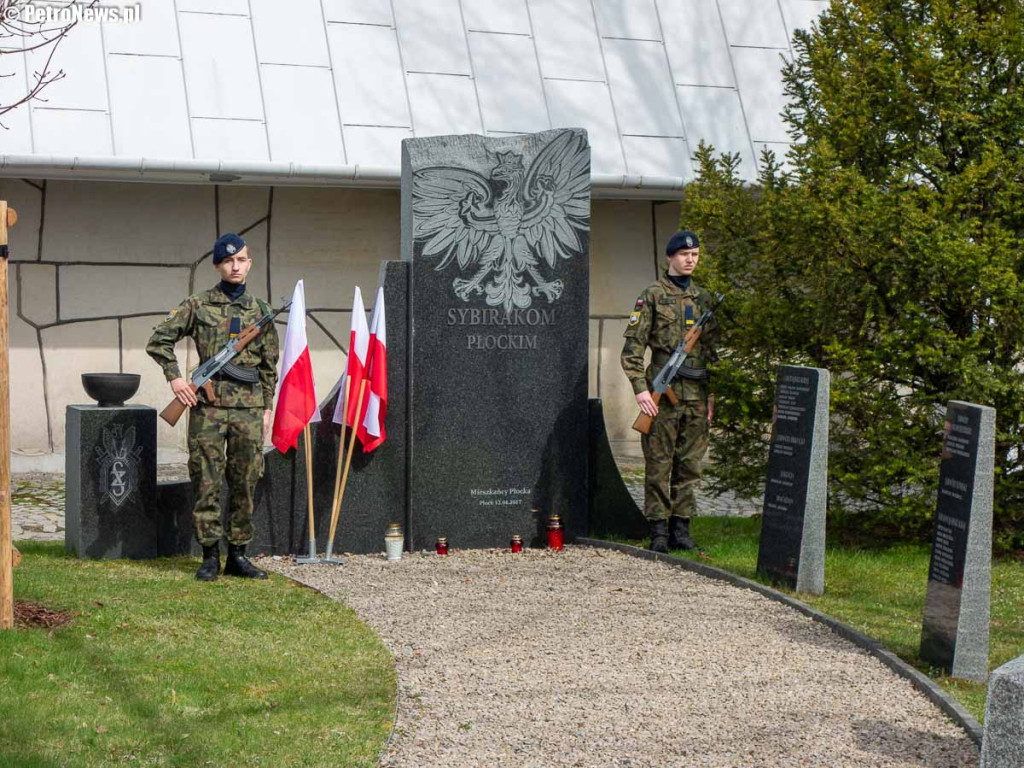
[
  {"x1": 641, "y1": 398, "x2": 709, "y2": 522},
  {"x1": 187, "y1": 405, "x2": 264, "y2": 546}
]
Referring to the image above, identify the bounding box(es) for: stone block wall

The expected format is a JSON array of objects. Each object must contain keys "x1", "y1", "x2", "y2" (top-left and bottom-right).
[{"x1": 2, "y1": 177, "x2": 679, "y2": 465}]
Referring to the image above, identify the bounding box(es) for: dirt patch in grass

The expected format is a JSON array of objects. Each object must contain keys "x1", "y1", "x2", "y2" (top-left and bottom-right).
[{"x1": 14, "y1": 601, "x2": 74, "y2": 630}]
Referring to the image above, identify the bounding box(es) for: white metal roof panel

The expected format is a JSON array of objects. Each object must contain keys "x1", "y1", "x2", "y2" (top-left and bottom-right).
[
  {"x1": 621, "y1": 135, "x2": 692, "y2": 179},
  {"x1": 1, "y1": 0, "x2": 819, "y2": 192},
  {"x1": 676, "y1": 85, "x2": 754, "y2": 177},
  {"x1": 545, "y1": 79, "x2": 625, "y2": 175},
  {"x1": 658, "y1": 0, "x2": 734, "y2": 87},
  {"x1": 343, "y1": 126, "x2": 412, "y2": 168},
  {"x1": 251, "y1": 0, "x2": 330, "y2": 67},
  {"x1": 393, "y1": 0, "x2": 471, "y2": 75},
  {"x1": 602, "y1": 38, "x2": 683, "y2": 137},
  {"x1": 323, "y1": 0, "x2": 393, "y2": 24},
  {"x1": 328, "y1": 24, "x2": 410, "y2": 128},
  {"x1": 462, "y1": 0, "x2": 531, "y2": 34},
  {"x1": 192, "y1": 118, "x2": 269, "y2": 162},
  {"x1": 407, "y1": 73, "x2": 483, "y2": 137},
  {"x1": 731, "y1": 47, "x2": 791, "y2": 143},
  {"x1": 177, "y1": 1, "x2": 249, "y2": 15},
  {"x1": 261, "y1": 65, "x2": 346, "y2": 164},
  {"x1": 780, "y1": 0, "x2": 829, "y2": 43},
  {"x1": 106, "y1": 54, "x2": 192, "y2": 158},
  {"x1": 178, "y1": 13, "x2": 264, "y2": 120},
  {"x1": 593, "y1": 0, "x2": 662, "y2": 41},
  {"x1": 26, "y1": 18, "x2": 107, "y2": 111},
  {"x1": 469, "y1": 32, "x2": 549, "y2": 133},
  {"x1": 530, "y1": 0, "x2": 605, "y2": 81},
  {"x1": 102, "y1": 0, "x2": 180, "y2": 57},
  {"x1": 32, "y1": 109, "x2": 113, "y2": 156},
  {"x1": 717, "y1": 0, "x2": 791, "y2": 49}
]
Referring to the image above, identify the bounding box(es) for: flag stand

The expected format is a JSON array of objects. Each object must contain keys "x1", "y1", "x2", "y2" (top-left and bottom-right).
[
  {"x1": 326, "y1": 379, "x2": 367, "y2": 563},
  {"x1": 295, "y1": 423, "x2": 321, "y2": 564},
  {"x1": 0, "y1": 202, "x2": 16, "y2": 630},
  {"x1": 322, "y1": 377, "x2": 351, "y2": 565}
]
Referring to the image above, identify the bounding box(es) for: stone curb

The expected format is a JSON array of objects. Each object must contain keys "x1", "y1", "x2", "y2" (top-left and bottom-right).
[{"x1": 576, "y1": 537, "x2": 984, "y2": 746}]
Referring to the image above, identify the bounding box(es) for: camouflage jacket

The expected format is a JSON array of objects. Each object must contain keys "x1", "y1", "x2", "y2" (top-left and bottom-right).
[
  {"x1": 146, "y1": 286, "x2": 280, "y2": 409},
  {"x1": 621, "y1": 274, "x2": 719, "y2": 402}
]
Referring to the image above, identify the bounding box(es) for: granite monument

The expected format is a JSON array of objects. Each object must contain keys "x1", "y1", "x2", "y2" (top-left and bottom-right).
[
  {"x1": 65, "y1": 404, "x2": 158, "y2": 559},
  {"x1": 401, "y1": 129, "x2": 590, "y2": 549},
  {"x1": 756, "y1": 365, "x2": 829, "y2": 594},
  {"x1": 981, "y1": 654, "x2": 1024, "y2": 768},
  {"x1": 920, "y1": 400, "x2": 994, "y2": 681}
]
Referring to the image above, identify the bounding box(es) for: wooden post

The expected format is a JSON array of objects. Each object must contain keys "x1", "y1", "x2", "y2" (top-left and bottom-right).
[{"x1": 1, "y1": 201, "x2": 18, "y2": 630}]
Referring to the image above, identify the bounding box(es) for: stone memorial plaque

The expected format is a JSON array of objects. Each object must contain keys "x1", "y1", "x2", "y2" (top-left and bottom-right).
[
  {"x1": 756, "y1": 365, "x2": 829, "y2": 593},
  {"x1": 402, "y1": 129, "x2": 590, "y2": 549},
  {"x1": 65, "y1": 405, "x2": 158, "y2": 559},
  {"x1": 981, "y1": 654, "x2": 1024, "y2": 768},
  {"x1": 920, "y1": 401, "x2": 993, "y2": 681}
]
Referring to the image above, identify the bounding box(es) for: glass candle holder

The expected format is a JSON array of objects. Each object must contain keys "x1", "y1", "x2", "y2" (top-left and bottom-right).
[{"x1": 546, "y1": 515, "x2": 564, "y2": 551}]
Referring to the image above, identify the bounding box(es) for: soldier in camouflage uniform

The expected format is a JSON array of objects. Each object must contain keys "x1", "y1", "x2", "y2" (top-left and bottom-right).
[
  {"x1": 147, "y1": 233, "x2": 280, "y2": 581},
  {"x1": 621, "y1": 230, "x2": 718, "y2": 553}
]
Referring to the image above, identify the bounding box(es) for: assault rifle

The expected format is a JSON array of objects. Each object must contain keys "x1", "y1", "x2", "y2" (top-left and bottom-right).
[
  {"x1": 631, "y1": 294, "x2": 723, "y2": 435},
  {"x1": 160, "y1": 301, "x2": 291, "y2": 426}
]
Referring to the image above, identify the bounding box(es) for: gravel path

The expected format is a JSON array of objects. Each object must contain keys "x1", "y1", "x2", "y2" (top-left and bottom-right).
[{"x1": 264, "y1": 547, "x2": 977, "y2": 768}]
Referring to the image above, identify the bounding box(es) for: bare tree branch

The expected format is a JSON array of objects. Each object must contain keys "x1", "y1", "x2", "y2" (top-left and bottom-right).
[{"x1": 0, "y1": 0, "x2": 100, "y2": 127}]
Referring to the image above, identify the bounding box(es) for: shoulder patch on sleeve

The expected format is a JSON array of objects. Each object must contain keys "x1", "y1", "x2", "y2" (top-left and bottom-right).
[
  {"x1": 634, "y1": 297, "x2": 644, "y2": 310},
  {"x1": 628, "y1": 311, "x2": 641, "y2": 326}
]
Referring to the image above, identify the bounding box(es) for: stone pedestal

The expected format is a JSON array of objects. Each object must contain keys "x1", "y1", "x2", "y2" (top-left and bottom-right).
[
  {"x1": 920, "y1": 400, "x2": 994, "y2": 681},
  {"x1": 65, "y1": 405, "x2": 157, "y2": 559},
  {"x1": 981, "y1": 655, "x2": 1024, "y2": 768},
  {"x1": 401, "y1": 129, "x2": 591, "y2": 550},
  {"x1": 756, "y1": 365, "x2": 829, "y2": 594}
]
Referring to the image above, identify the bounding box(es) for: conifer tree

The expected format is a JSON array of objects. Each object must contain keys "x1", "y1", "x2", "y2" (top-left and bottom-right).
[{"x1": 685, "y1": 0, "x2": 1024, "y2": 550}]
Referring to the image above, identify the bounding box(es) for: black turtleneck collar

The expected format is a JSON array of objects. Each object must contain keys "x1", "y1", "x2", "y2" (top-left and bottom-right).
[
  {"x1": 218, "y1": 280, "x2": 246, "y2": 302},
  {"x1": 668, "y1": 274, "x2": 692, "y2": 291}
]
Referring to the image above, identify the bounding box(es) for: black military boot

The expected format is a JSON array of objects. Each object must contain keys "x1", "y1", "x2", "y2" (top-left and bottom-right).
[
  {"x1": 195, "y1": 544, "x2": 221, "y2": 581},
  {"x1": 668, "y1": 516, "x2": 698, "y2": 550},
  {"x1": 648, "y1": 520, "x2": 669, "y2": 553},
  {"x1": 224, "y1": 543, "x2": 268, "y2": 579}
]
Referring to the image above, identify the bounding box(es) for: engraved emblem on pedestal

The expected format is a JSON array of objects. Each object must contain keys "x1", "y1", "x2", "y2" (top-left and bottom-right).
[
  {"x1": 95, "y1": 424, "x2": 143, "y2": 508},
  {"x1": 412, "y1": 132, "x2": 590, "y2": 312}
]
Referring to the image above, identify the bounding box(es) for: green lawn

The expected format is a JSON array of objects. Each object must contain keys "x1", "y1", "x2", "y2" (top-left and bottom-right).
[
  {"x1": 648, "y1": 517, "x2": 1024, "y2": 723},
  {"x1": 1, "y1": 543, "x2": 395, "y2": 768}
]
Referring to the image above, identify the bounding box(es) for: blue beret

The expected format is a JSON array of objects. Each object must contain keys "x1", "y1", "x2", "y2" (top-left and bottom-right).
[
  {"x1": 666, "y1": 230, "x2": 700, "y2": 254},
  {"x1": 213, "y1": 233, "x2": 246, "y2": 265}
]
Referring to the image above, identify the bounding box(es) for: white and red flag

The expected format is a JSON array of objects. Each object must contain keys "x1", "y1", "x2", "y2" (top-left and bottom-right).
[
  {"x1": 271, "y1": 280, "x2": 319, "y2": 453},
  {"x1": 338, "y1": 286, "x2": 370, "y2": 428},
  {"x1": 357, "y1": 286, "x2": 388, "y2": 452}
]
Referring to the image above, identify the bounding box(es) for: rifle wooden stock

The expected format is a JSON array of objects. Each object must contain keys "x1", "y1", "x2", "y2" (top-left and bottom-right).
[
  {"x1": 631, "y1": 387, "x2": 680, "y2": 435},
  {"x1": 160, "y1": 381, "x2": 215, "y2": 426}
]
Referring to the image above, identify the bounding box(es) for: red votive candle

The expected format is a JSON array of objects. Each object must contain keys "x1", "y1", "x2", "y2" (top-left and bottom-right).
[
  {"x1": 546, "y1": 515, "x2": 564, "y2": 551},
  {"x1": 435, "y1": 537, "x2": 449, "y2": 556},
  {"x1": 510, "y1": 534, "x2": 523, "y2": 553}
]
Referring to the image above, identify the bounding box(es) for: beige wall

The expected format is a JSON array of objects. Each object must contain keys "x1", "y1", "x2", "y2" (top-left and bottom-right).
[{"x1": 2, "y1": 178, "x2": 680, "y2": 467}]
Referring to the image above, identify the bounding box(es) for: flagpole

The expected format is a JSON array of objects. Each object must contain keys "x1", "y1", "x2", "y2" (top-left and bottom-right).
[
  {"x1": 295, "y1": 423, "x2": 321, "y2": 564},
  {"x1": 333, "y1": 378, "x2": 368, "y2": 549},
  {"x1": 323, "y1": 376, "x2": 351, "y2": 564},
  {"x1": 0, "y1": 202, "x2": 15, "y2": 630}
]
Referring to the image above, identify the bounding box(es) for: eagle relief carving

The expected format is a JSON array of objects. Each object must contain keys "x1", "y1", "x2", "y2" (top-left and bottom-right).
[{"x1": 412, "y1": 131, "x2": 590, "y2": 312}]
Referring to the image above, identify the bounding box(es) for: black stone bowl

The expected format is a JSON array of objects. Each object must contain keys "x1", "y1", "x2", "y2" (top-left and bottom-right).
[{"x1": 82, "y1": 373, "x2": 141, "y2": 407}]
